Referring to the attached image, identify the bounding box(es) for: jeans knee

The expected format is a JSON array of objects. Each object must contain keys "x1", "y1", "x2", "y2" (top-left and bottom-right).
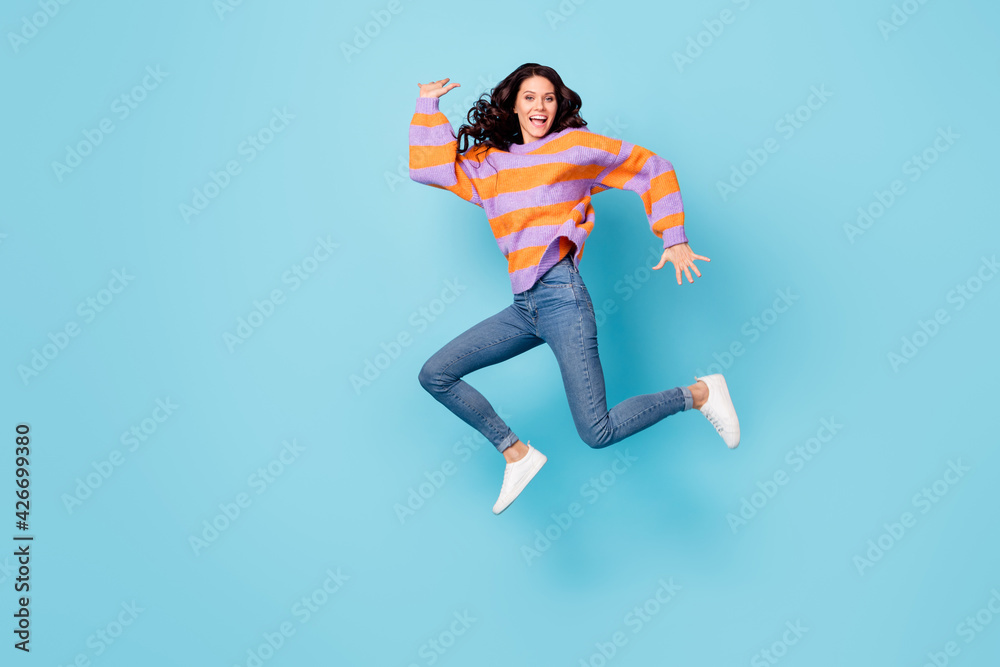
[
  {"x1": 417, "y1": 362, "x2": 436, "y2": 393},
  {"x1": 579, "y1": 425, "x2": 612, "y2": 449},
  {"x1": 418, "y1": 359, "x2": 449, "y2": 394}
]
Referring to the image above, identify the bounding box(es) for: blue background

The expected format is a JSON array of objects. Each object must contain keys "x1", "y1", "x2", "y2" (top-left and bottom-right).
[{"x1": 3, "y1": 0, "x2": 999, "y2": 664}]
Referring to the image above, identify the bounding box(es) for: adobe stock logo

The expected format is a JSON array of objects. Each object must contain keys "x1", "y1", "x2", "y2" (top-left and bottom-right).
[
  {"x1": 51, "y1": 66, "x2": 169, "y2": 182},
  {"x1": 726, "y1": 417, "x2": 843, "y2": 533},
  {"x1": 716, "y1": 85, "x2": 833, "y2": 201},
  {"x1": 17, "y1": 268, "x2": 135, "y2": 386},
  {"x1": 852, "y1": 459, "x2": 971, "y2": 576},
  {"x1": 886, "y1": 254, "x2": 997, "y2": 372},
  {"x1": 8, "y1": 0, "x2": 74, "y2": 54},
  {"x1": 351, "y1": 278, "x2": 468, "y2": 395}
]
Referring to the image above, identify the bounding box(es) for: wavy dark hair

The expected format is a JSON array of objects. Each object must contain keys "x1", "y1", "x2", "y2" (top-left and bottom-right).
[{"x1": 455, "y1": 63, "x2": 588, "y2": 158}]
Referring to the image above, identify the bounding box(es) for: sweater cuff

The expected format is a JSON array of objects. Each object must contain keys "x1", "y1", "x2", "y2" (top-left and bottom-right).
[
  {"x1": 415, "y1": 96, "x2": 440, "y2": 114},
  {"x1": 661, "y1": 225, "x2": 688, "y2": 248}
]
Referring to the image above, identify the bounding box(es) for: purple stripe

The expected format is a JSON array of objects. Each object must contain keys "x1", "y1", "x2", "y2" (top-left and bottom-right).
[
  {"x1": 511, "y1": 270, "x2": 537, "y2": 294},
  {"x1": 410, "y1": 162, "x2": 458, "y2": 187},
  {"x1": 409, "y1": 123, "x2": 456, "y2": 147},
  {"x1": 488, "y1": 178, "x2": 592, "y2": 218},
  {"x1": 460, "y1": 161, "x2": 484, "y2": 207},
  {"x1": 651, "y1": 190, "x2": 684, "y2": 220},
  {"x1": 496, "y1": 224, "x2": 562, "y2": 254},
  {"x1": 415, "y1": 97, "x2": 440, "y2": 114},
  {"x1": 661, "y1": 225, "x2": 688, "y2": 247}
]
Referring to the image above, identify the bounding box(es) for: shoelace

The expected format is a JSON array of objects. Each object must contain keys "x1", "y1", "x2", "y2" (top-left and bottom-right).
[
  {"x1": 695, "y1": 378, "x2": 724, "y2": 433},
  {"x1": 704, "y1": 410, "x2": 724, "y2": 433}
]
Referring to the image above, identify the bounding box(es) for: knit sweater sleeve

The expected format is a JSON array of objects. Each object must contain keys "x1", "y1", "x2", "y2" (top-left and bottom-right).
[
  {"x1": 409, "y1": 96, "x2": 483, "y2": 208},
  {"x1": 588, "y1": 132, "x2": 687, "y2": 248}
]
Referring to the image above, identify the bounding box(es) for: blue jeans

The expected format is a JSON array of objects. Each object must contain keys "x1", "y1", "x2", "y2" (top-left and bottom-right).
[{"x1": 418, "y1": 255, "x2": 693, "y2": 452}]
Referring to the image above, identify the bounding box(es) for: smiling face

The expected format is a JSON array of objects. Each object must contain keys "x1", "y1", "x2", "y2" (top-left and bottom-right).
[{"x1": 513, "y1": 75, "x2": 557, "y2": 144}]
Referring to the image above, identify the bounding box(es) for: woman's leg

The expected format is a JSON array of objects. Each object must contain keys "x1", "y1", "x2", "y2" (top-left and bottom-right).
[
  {"x1": 418, "y1": 299, "x2": 543, "y2": 454},
  {"x1": 534, "y1": 260, "x2": 693, "y2": 449}
]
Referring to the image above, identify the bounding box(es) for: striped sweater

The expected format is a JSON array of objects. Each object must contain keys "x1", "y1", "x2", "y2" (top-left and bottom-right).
[{"x1": 409, "y1": 96, "x2": 687, "y2": 294}]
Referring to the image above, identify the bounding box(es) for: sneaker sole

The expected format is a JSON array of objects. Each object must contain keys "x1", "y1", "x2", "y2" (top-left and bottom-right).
[{"x1": 493, "y1": 452, "x2": 547, "y2": 515}]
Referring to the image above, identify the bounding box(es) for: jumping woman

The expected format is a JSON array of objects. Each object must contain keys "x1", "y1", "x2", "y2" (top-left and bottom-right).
[{"x1": 409, "y1": 63, "x2": 740, "y2": 515}]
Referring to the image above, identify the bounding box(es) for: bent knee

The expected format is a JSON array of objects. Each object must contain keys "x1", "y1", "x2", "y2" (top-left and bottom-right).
[
  {"x1": 418, "y1": 360, "x2": 450, "y2": 393},
  {"x1": 579, "y1": 426, "x2": 612, "y2": 449},
  {"x1": 417, "y1": 362, "x2": 436, "y2": 392}
]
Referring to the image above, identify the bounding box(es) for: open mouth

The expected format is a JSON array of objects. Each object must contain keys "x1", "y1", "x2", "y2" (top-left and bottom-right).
[{"x1": 529, "y1": 115, "x2": 548, "y2": 127}]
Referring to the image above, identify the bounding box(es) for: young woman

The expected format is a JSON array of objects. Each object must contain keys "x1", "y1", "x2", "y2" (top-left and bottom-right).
[{"x1": 409, "y1": 63, "x2": 740, "y2": 515}]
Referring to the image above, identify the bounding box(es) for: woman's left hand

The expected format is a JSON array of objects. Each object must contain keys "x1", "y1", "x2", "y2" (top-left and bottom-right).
[{"x1": 653, "y1": 242, "x2": 711, "y2": 285}]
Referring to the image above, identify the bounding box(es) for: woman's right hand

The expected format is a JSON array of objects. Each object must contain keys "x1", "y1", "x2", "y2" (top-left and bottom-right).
[{"x1": 418, "y1": 78, "x2": 460, "y2": 99}]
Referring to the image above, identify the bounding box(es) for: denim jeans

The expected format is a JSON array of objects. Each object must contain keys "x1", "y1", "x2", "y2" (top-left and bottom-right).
[{"x1": 417, "y1": 254, "x2": 693, "y2": 452}]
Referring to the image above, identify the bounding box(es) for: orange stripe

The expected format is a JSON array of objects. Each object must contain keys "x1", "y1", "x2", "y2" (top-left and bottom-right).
[
  {"x1": 488, "y1": 201, "x2": 586, "y2": 239},
  {"x1": 498, "y1": 162, "x2": 605, "y2": 194},
  {"x1": 411, "y1": 111, "x2": 449, "y2": 128},
  {"x1": 409, "y1": 142, "x2": 457, "y2": 170},
  {"x1": 652, "y1": 213, "x2": 684, "y2": 236},
  {"x1": 522, "y1": 130, "x2": 621, "y2": 158},
  {"x1": 650, "y1": 170, "x2": 680, "y2": 198},
  {"x1": 507, "y1": 244, "x2": 548, "y2": 273}
]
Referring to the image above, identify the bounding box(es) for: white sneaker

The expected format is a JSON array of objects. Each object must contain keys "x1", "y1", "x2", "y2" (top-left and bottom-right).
[
  {"x1": 694, "y1": 374, "x2": 740, "y2": 448},
  {"x1": 493, "y1": 441, "x2": 547, "y2": 515}
]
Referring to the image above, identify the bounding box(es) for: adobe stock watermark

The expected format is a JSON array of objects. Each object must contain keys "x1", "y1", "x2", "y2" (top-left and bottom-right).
[
  {"x1": 521, "y1": 449, "x2": 639, "y2": 566},
  {"x1": 590, "y1": 244, "x2": 664, "y2": 328},
  {"x1": 56, "y1": 601, "x2": 144, "y2": 666},
  {"x1": 544, "y1": 0, "x2": 589, "y2": 31},
  {"x1": 17, "y1": 268, "x2": 135, "y2": 386},
  {"x1": 394, "y1": 408, "x2": 513, "y2": 525},
  {"x1": 750, "y1": 620, "x2": 809, "y2": 667},
  {"x1": 672, "y1": 0, "x2": 756, "y2": 73},
  {"x1": 406, "y1": 610, "x2": 478, "y2": 667},
  {"x1": 179, "y1": 107, "x2": 294, "y2": 223},
  {"x1": 350, "y1": 278, "x2": 468, "y2": 395},
  {"x1": 716, "y1": 85, "x2": 833, "y2": 201},
  {"x1": 213, "y1": 0, "x2": 249, "y2": 21},
  {"x1": 222, "y1": 235, "x2": 339, "y2": 352},
  {"x1": 232, "y1": 567, "x2": 349, "y2": 667},
  {"x1": 8, "y1": 0, "x2": 73, "y2": 55},
  {"x1": 693, "y1": 287, "x2": 800, "y2": 378},
  {"x1": 188, "y1": 438, "x2": 305, "y2": 556},
  {"x1": 877, "y1": 0, "x2": 934, "y2": 41},
  {"x1": 843, "y1": 127, "x2": 959, "y2": 244},
  {"x1": 61, "y1": 397, "x2": 179, "y2": 514},
  {"x1": 51, "y1": 66, "x2": 168, "y2": 182},
  {"x1": 340, "y1": 0, "x2": 410, "y2": 63},
  {"x1": 886, "y1": 254, "x2": 997, "y2": 372},
  {"x1": 578, "y1": 578, "x2": 681, "y2": 667},
  {"x1": 852, "y1": 458, "x2": 971, "y2": 576},
  {"x1": 919, "y1": 587, "x2": 1000, "y2": 667},
  {"x1": 726, "y1": 417, "x2": 844, "y2": 534}
]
